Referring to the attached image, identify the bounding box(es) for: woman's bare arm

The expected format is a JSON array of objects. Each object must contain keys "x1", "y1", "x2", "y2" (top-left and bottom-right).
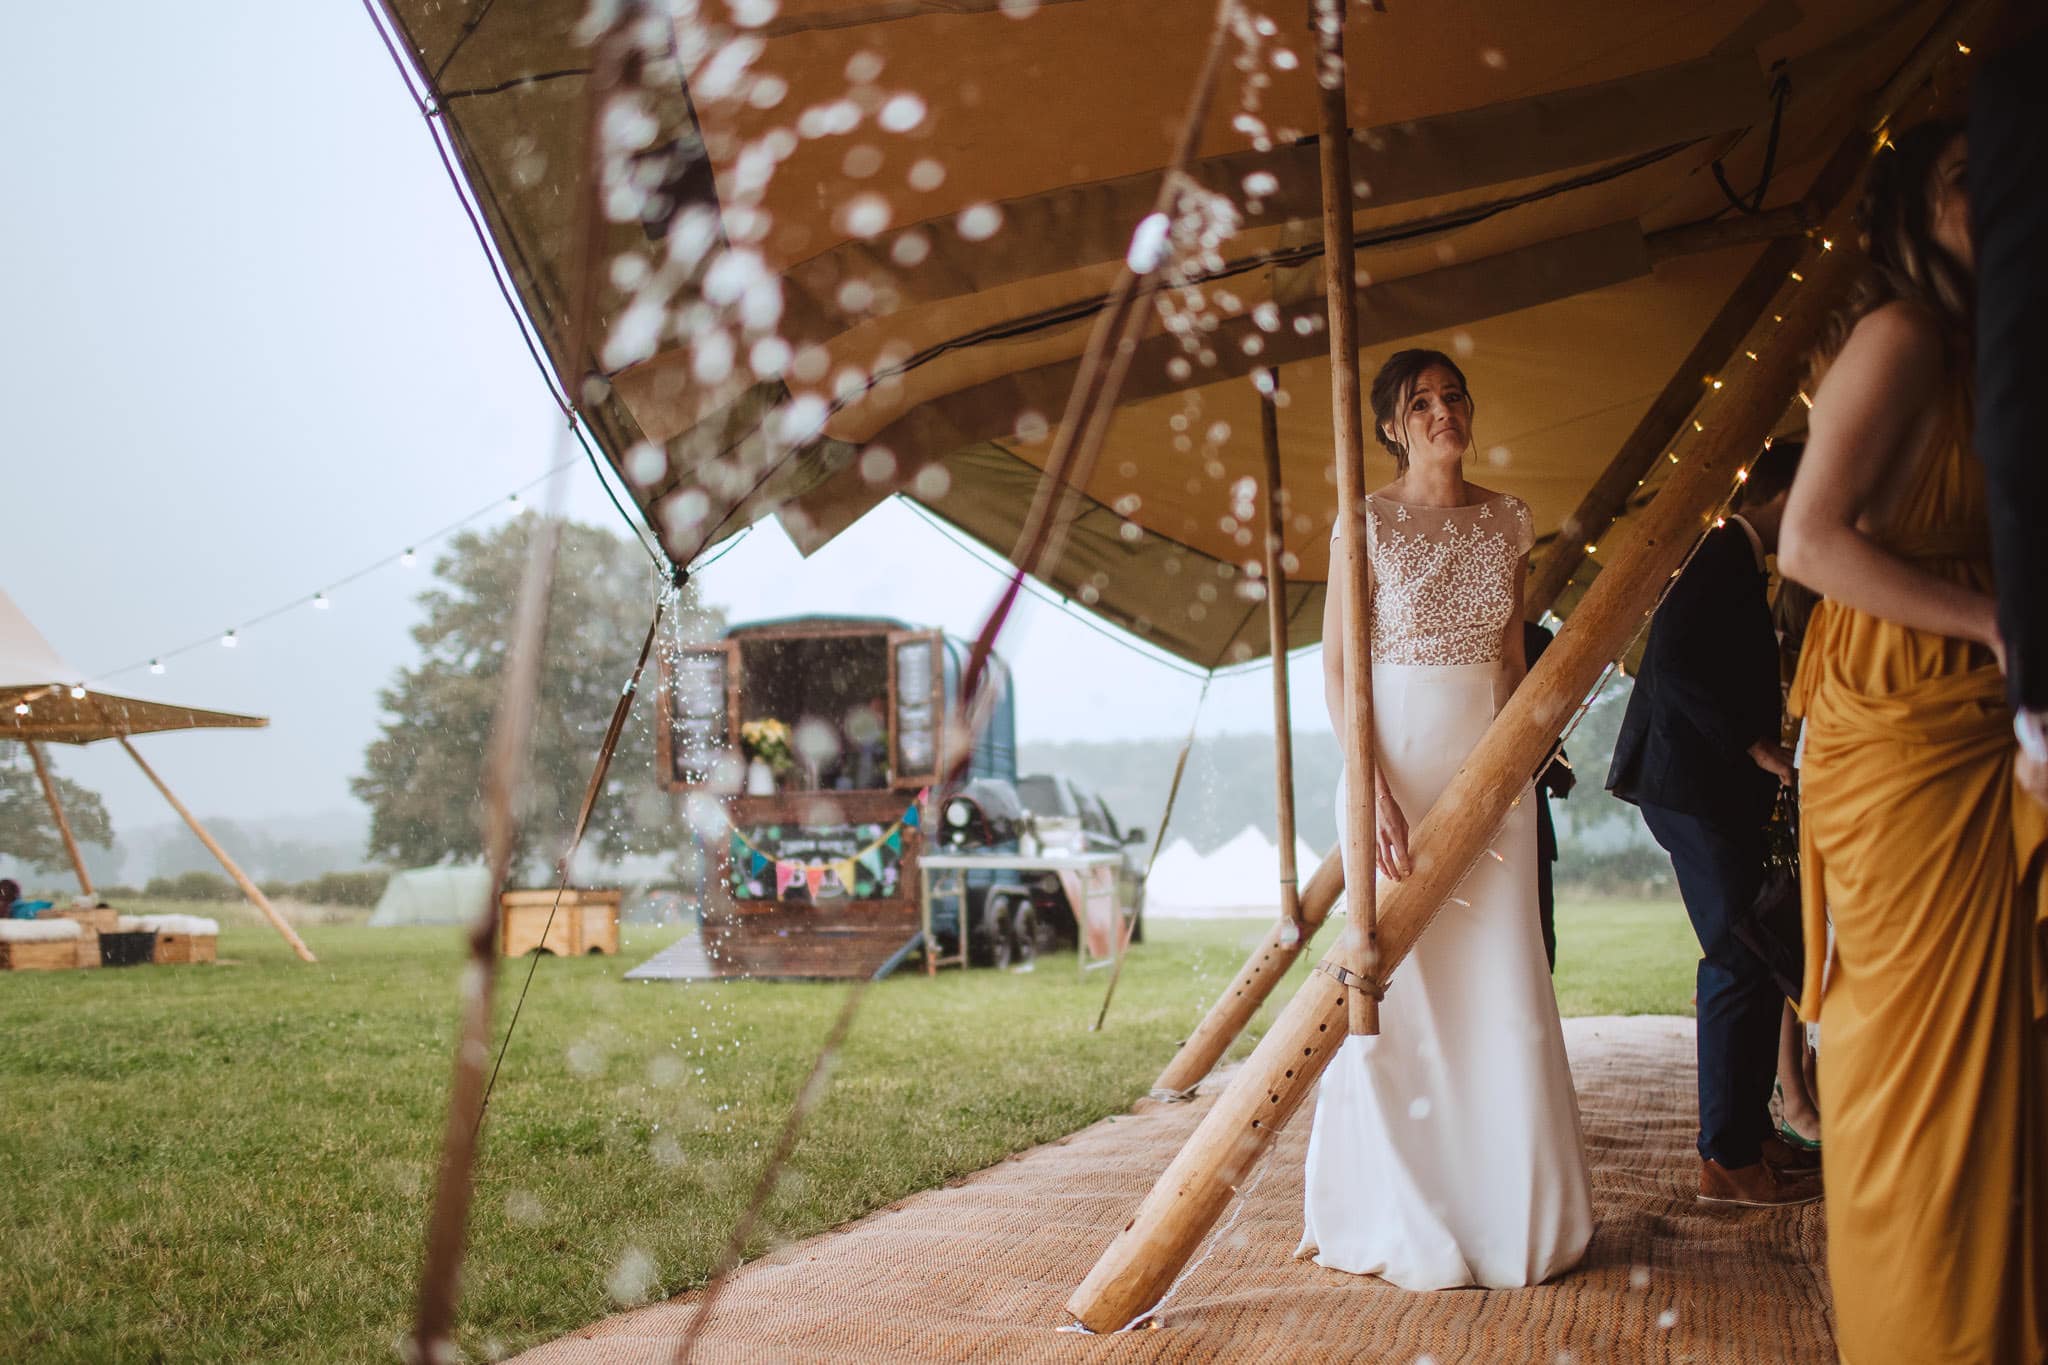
[{"x1": 1778, "y1": 302, "x2": 2000, "y2": 650}]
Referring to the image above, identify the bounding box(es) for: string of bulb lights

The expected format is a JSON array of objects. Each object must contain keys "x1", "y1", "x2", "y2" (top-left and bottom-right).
[{"x1": 82, "y1": 457, "x2": 589, "y2": 690}]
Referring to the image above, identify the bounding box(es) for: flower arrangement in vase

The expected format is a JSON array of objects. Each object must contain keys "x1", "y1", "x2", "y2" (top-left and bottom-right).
[{"x1": 740, "y1": 718, "x2": 796, "y2": 794}]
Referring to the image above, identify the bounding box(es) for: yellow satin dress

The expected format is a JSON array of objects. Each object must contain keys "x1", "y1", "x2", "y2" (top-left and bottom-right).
[{"x1": 1790, "y1": 399, "x2": 2048, "y2": 1364}]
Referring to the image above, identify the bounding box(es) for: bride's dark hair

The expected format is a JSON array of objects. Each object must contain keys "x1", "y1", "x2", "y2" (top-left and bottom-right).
[
  {"x1": 1369, "y1": 348, "x2": 1473, "y2": 473},
  {"x1": 1816, "y1": 117, "x2": 1972, "y2": 370}
]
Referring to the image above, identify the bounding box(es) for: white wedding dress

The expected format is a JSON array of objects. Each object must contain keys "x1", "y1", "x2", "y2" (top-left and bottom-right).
[{"x1": 1298, "y1": 490, "x2": 1593, "y2": 1290}]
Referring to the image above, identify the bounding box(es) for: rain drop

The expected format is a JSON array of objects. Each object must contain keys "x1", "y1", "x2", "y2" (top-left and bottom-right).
[
  {"x1": 957, "y1": 203, "x2": 1004, "y2": 242},
  {"x1": 891, "y1": 231, "x2": 931, "y2": 267},
  {"x1": 878, "y1": 93, "x2": 927, "y2": 134},
  {"x1": 838, "y1": 193, "x2": 892, "y2": 239}
]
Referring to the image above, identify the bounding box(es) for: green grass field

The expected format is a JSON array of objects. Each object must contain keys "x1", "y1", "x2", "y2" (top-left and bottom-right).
[{"x1": 0, "y1": 899, "x2": 1694, "y2": 1362}]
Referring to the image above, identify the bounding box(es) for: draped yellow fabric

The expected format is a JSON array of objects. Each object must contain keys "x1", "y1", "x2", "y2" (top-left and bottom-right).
[{"x1": 1788, "y1": 404, "x2": 2048, "y2": 1364}]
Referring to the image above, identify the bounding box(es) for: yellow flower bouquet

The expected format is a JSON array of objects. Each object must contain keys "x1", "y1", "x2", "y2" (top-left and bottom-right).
[{"x1": 739, "y1": 718, "x2": 797, "y2": 775}]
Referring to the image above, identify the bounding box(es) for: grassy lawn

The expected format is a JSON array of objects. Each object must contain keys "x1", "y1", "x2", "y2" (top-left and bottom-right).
[{"x1": 0, "y1": 898, "x2": 1692, "y2": 1362}]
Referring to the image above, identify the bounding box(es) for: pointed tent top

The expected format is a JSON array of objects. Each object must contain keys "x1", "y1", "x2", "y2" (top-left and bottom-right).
[{"x1": 0, "y1": 589, "x2": 267, "y2": 746}]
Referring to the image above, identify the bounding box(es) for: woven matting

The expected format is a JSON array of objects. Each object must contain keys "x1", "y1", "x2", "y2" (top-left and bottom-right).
[{"x1": 518, "y1": 1016, "x2": 1832, "y2": 1363}]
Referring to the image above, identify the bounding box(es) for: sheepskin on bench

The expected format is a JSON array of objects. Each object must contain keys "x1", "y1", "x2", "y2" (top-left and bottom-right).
[
  {"x1": 115, "y1": 915, "x2": 220, "y2": 936},
  {"x1": 0, "y1": 919, "x2": 84, "y2": 942}
]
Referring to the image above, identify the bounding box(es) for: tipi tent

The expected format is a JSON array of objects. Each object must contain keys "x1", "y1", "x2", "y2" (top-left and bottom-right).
[
  {"x1": 369, "y1": 866, "x2": 494, "y2": 927},
  {"x1": 1138, "y1": 836, "x2": 1210, "y2": 916},
  {"x1": 0, "y1": 588, "x2": 312, "y2": 962}
]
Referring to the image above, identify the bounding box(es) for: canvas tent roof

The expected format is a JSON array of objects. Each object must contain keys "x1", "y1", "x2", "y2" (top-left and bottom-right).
[
  {"x1": 0, "y1": 589, "x2": 266, "y2": 745},
  {"x1": 369, "y1": 0, "x2": 1973, "y2": 668}
]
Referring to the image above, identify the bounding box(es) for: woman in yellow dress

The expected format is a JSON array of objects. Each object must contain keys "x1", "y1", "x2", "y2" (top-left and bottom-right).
[{"x1": 1780, "y1": 117, "x2": 2046, "y2": 1364}]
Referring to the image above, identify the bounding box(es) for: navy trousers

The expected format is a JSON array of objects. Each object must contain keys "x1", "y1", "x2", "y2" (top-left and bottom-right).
[{"x1": 1639, "y1": 800, "x2": 1779, "y2": 1168}]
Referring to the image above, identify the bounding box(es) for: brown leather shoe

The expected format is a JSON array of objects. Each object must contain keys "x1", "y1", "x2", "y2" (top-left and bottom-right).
[
  {"x1": 1699, "y1": 1157, "x2": 1822, "y2": 1207},
  {"x1": 1761, "y1": 1134, "x2": 1821, "y2": 1178}
]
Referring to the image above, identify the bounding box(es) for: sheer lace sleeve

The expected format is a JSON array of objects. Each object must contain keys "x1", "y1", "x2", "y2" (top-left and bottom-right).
[{"x1": 1510, "y1": 496, "x2": 1534, "y2": 558}]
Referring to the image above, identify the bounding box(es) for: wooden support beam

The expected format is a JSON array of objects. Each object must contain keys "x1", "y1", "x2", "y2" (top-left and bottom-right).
[
  {"x1": 26, "y1": 741, "x2": 94, "y2": 897},
  {"x1": 1068, "y1": 234, "x2": 1855, "y2": 1335},
  {"x1": 1314, "y1": 0, "x2": 1379, "y2": 1038},
  {"x1": 1258, "y1": 376, "x2": 1304, "y2": 940},
  {"x1": 119, "y1": 737, "x2": 315, "y2": 963},
  {"x1": 1523, "y1": 235, "x2": 1805, "y2": 619},
  {"x1": 1645, "y1": 206, "x2": 1812, "y2": 264}
]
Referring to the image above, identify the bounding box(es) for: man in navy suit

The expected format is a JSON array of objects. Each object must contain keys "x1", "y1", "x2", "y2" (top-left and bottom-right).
[{"x1": 1608, "y1": 439, "x2": 1816, "y2": 1207}]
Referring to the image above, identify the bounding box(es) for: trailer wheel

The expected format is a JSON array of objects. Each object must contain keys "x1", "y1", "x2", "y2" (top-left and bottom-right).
[{"x1": 979, "y1": 895, "x2": 1015, "y2": 970}]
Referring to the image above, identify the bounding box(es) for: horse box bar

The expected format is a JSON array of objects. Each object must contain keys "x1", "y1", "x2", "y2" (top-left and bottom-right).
[{"x1": 660, "y1": 616, "x2": 1017, "y2": 979}]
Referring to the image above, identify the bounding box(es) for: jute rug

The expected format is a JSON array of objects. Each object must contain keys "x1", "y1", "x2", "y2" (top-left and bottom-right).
[{"x1": 518, "y1": 1016, "x2": 1833, "y2": 1363}]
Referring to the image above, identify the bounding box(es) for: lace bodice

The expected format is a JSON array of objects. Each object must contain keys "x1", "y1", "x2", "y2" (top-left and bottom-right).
[{"x1": 1331, "y1": 492, "x2": 1533, "y2": 666}]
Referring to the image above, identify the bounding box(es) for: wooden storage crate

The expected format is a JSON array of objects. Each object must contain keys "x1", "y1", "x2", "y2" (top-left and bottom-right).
[
  {"x1": 501, "y1": 889, "x2": 622, "y2": 957},
  {"x1": 0, "y1": 938, "x2": 80, "y2": 972},
  {"x1": 73, "y1": 932, "x2": 102, "y2": 969},
  {"x1": 54, "y1": 906, "x2": 118, "y2": 934},
  {"x1": 153, "y1": 933, "x2": 217, "y2": 965}
]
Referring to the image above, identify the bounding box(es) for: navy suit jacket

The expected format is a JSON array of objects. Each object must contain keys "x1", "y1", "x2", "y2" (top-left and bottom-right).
[{"x1": 1605, "y1": 524, "x2": 1779, "y2": 829}]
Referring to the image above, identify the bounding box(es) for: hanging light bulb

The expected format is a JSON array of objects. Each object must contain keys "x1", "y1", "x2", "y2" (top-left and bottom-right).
[
  {"x1": 313, "y1": 592, "x2": 331, "y2": 610},
  {"x1": 149, "y1": 659, "x2": 165, "y2": 675},
  {"x1": 221, "y1": 629, "x2": 238, "y2": 649},
  {"x1": 401, "y1": 548, "x2": 417, "y2": 568}
]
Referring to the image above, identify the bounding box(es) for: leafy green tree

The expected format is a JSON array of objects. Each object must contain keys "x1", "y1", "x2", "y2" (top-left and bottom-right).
[
  {"x1": 0, "y1": 742, "x2": 114, "y2": 872},
  {"x1": 352, "y1": 516, "x2": 723, "y2": 877}
]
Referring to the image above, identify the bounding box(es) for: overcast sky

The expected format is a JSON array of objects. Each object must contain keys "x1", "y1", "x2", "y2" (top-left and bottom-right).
[{"x1": 1, "y1": 4, "x2": 1329, "y2": 846}]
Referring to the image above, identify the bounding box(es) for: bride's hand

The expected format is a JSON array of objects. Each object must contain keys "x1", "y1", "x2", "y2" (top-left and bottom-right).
[{"x1": 1375, "y1": 788, "x2": 1412, "y2": 881}]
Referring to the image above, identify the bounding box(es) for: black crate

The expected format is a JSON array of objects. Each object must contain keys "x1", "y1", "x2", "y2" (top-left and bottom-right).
[{"x1": 99, "y1": 931, "x2": 156, "y2": 967}]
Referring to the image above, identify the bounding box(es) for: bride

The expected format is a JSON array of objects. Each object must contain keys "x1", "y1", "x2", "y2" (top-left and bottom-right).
[{"x1": 1298, "y1": 348, "x2": 1593, "y2": 1289}]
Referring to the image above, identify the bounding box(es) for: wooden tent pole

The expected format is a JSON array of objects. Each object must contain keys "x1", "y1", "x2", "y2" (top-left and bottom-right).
[
  {"x1": 118, "y1": 737, "x2": 314, "y2": 963},
  {"x1": 26, "y1": 741, "x2": 94, "y2": 897},
  {"x1": 1314, "y1": 0, "x2": 1379, "y2": 1037},
  {"x1": 1258, "y1": 374, "x2": 1305, "y2": 940},
  {"x1": 1068, "y1": 237, "x2": 1855, "y2": 1334}
]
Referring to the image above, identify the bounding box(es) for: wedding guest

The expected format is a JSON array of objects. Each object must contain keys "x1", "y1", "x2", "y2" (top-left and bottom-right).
[
  {"x1": 1608, "y1": 438, "x2": 1816, "y2": 1207},
  {"x1": 1970, "y1": 11, "x2": 2048, "y2": 806},
  {"x1": 1780, "y1": 116, "x2": 2046, "y2": 1363}
]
